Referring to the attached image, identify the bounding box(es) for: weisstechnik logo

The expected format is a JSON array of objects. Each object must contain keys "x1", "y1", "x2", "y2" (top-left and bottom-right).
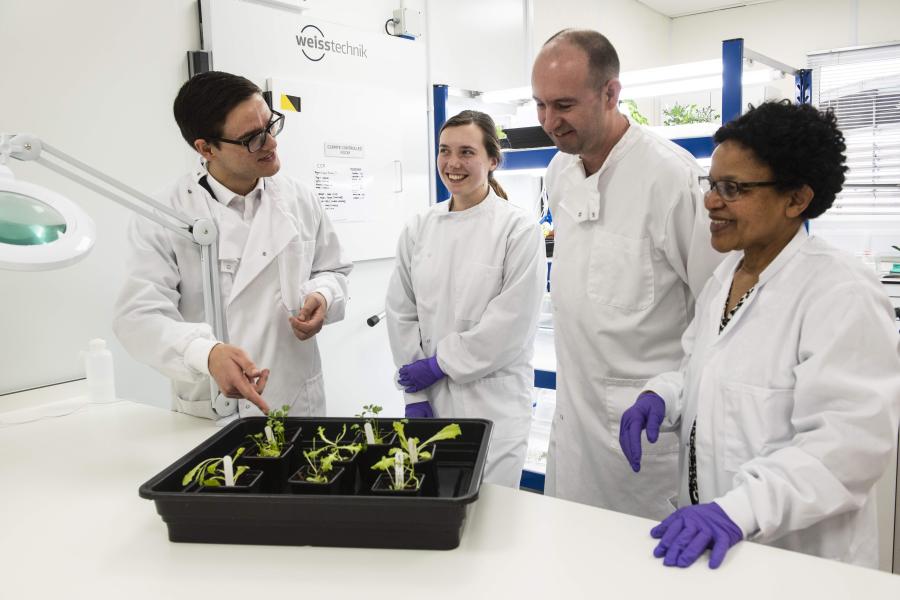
[{"x1": 296, "y1": 24, "x2": 367, "y2": 62}]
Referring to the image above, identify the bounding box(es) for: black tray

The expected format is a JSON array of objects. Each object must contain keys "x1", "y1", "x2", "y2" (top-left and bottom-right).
[{"x1": 139, "y1": 417, "x2": 491, "y2": 550}]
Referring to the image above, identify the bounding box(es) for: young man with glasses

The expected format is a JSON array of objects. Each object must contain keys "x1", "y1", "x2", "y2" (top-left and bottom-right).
[
  {"x1": 114, "y1": 71, "x2": 352, "y2": 420},
  {"x1": 531, "y1": 29, "x2": 723, "y2": 521}
]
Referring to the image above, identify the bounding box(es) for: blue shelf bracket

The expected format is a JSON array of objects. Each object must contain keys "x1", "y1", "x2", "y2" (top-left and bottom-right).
[
  {"x1": 722, "y1": 38, "x2": 744, "y2": 124},
  {"x1": 432, "y1": 84, "x2": 450, "y2": 203},
  {"x1": 796, "y1": 69, "x2": 813, "y2": 105}
]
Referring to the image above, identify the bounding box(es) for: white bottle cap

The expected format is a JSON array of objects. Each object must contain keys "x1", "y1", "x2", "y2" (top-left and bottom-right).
[{"x1": 88, "y1": 338, "x2": 107, "y2": 352}]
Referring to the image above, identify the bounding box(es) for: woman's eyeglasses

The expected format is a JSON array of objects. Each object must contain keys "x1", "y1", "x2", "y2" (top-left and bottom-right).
[{"x1": 699, "y1": 176, "x2": 781, "y2": 202}]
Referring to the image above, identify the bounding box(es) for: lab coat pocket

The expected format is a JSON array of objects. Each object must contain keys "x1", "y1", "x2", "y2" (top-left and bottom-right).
[
  {"x1": 454, "y1": 262, "x2": 502, "y2": 322},
  {"x1": 722, "y1": 382, "x2": 794, "y2": 472},
  {"x1": 605, "y1": 377, "x2": 679, "y2": 455},
  {"x1": 278, "y1": 239, "x2": 315, "y2": 314},
  {"x1": 587, "y1": 232, "x2": 653, "y2": 311}
]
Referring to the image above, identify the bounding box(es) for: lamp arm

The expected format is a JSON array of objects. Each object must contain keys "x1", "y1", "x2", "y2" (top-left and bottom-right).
[
  {"x1": 9, "y1": 134, "x2": 196, "y2": 241},
  {"x1": 3, "y1": 134, "x2": 236, "y2": 417}
]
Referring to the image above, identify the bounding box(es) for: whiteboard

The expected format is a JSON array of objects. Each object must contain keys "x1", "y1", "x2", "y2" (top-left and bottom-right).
[{"x1": 201, "y1": 0, "x2": 430, "y2": 260}]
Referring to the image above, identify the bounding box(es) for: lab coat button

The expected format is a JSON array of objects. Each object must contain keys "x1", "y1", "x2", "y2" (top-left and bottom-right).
[
  {"x1": 187, "y1": 189, "x2": 192, "y2": 194},
  {"x1": 262, "y1": 251, "x2": 267, "y2": 257},
  {"x1": 577, "y1": 211, "x2": 582, "y2": 217}
]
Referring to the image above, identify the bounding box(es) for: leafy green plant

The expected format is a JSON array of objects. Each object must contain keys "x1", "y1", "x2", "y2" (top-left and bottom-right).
[
  {"x1": 391, "y1": 420, "x2": 462, "y2": 463},
  {"x1": 182, "y1": 447, "x2": 250, "y2": 488},
  {"x1": 246, "y1": 404, "x2": 290, "y2": 457},
  {"x1": 370, "y1": 451, "x2": 421, "y2": 491},
  {"x1": 620, "y1": 99, "x2": 649, "y2": 125},
  {"x1": 301, "y1": 442, "x2": 339, "y2": 483},
  {"x1": 662, "y1": 103, "x2": 720, "y2": 126},
  {"x1": 352, "y1": 404, "x2": 391, "y2": 444},
  {"x1": 316, "y1": 424, "x2": 363, "y2": 461}
]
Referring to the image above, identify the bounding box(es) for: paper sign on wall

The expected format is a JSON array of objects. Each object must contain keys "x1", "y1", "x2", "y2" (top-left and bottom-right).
[{"x1": 313, "y1": 162, "x2": 373, "y2": 223}]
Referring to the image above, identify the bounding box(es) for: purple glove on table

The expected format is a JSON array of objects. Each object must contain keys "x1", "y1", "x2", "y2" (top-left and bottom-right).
[
  {"x1": 405, "y1": 401, "x2": 434, "y2": 418},
  {"x1": 398, "y1": 355, "x2": 445, "y2": 393},
  {"x1": 619, "y1": 391, "x2": 666, "y2": 472},
  {"x1": 650, "y1": 502, "x2": 743, "y2": 569}
]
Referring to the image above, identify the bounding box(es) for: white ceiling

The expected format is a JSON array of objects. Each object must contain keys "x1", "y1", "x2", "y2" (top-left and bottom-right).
[{"x1": 636, "y1": 0, "x2": 777, "y2": 18}]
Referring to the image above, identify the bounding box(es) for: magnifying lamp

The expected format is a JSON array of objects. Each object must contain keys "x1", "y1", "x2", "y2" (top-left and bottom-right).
[{"x1": 0, "y1": 133, "x2": 236, "y2": 417}]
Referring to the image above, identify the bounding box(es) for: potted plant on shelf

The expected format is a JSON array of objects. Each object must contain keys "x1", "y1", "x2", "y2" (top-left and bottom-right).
[
  {"x1": 241, "y1": 404, "x2": 296, "y2": 493},
  {"x1": 181, "y1": 447, "x2": 263, "y2": 493},
  {"x1": 287, "y1": 444, "x2": 345, "y2": 495}
]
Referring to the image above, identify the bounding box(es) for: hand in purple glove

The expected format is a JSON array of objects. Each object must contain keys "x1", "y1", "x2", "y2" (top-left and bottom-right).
[
  {"x1": 619, "y1": 391, "x2": 666, "y2": 472},
  {"x1": 398, "y1": 355, "x2": 445, "y2": 393},
  {"x1": 405, "y1": 401, "x2": 434, "y2": 418},
  {"x1": 650, "y1": 502, "x2": 743, "y2": 569}
]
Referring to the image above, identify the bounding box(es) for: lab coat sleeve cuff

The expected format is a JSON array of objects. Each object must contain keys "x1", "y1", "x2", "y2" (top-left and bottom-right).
[
  {"x1": 310, "y1": 287, "x2": 334, "y2": 313},
  {"x1": 184, "y1": 338, "x2": 219, "y2": 376},
  {"x1": 645, "y1": 372, "x2": 683, "y2": 428},
  {"x1": 716, "y1": 487, "x2": 760, "y2": 540}
]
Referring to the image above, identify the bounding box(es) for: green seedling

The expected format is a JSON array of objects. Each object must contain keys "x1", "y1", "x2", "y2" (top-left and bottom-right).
[
  {"x1": 301, "y1": 442, "x2": 339, "y2": 484},
  {"x1": 370, "y1": 451, "x2": 421, "y2": 491},
  {"x1": 246, "y1": 404, "x2": 290, "y2": 457},
  {"x1": 391, "y1": 420, "x2": 462, "y2": 463},
  {"x1": 316, "y1": 424, "x2": 363, "y2": 461},
  {"x1": 351, "y1": 404, "x2": 391, "y2": 444},
  {"x1": 182, "y1": 447, "x2": 250, "y2": 487}
]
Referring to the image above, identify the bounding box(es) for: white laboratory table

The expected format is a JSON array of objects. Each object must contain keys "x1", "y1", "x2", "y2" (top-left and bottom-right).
[{"x1": 2, "y1": 382, "x2": 899, "y2": 599}]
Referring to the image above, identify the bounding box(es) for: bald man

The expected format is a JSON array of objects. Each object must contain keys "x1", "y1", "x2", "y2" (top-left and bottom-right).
[{"x1": 532, "y1": 29, "x2": 722, "y2": 519}]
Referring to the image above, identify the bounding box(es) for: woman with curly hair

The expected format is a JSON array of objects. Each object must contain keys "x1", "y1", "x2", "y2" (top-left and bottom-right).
[{"x1": 618, "y1": 100, "x2": 900, "y2": 569}]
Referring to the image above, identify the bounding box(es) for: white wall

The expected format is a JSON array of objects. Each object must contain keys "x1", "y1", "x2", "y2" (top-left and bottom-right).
[{"x1": 426, "y1": 0, "x2": 528, "y2": 92}]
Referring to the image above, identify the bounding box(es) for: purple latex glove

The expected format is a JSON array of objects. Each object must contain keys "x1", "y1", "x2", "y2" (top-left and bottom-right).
[
  {"x1": 405, "y1": 401, "x2": 434, "y2": 418},
  {"x1": 618, "y1": 391, "x2": 666, "y2": 472},
  {"x1": 650, "y1": 502, "x2": 743, "y2": 569},
  {"x1": 398, "y1": 355, "x2": 445, "y2": 393}
]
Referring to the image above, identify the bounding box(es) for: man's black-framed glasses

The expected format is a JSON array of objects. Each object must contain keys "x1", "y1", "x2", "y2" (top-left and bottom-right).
[
  {"x1": 699, "y1": 176, "x2": 780, "y2": 202},
  {"x1": 211, "y1": 110, "x2": 285, "y2": 153}
]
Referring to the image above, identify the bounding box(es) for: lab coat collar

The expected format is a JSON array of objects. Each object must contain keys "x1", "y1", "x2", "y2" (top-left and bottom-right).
[
  {"x1": 205, "y1": 171, "x2": 265, "y2": 209},
  {"x1": 709, "y1": 226, "x2": 809, "y2": 340},
  {"x1": 711, "y1": 225, "x2": 809, "y2": 287},
  {"x1": 438, "y1": 188, "x2": 500, "y2": 217},
  {"x1": 555, "y1": 126, "x2": 641, "y2": 224},
  {"x1": 225, "y1": 176, "x2": 298, "y2": 305}
]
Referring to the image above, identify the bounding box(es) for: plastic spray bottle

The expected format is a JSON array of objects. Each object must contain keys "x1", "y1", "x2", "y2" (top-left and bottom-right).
[{"x1": 84, "y1": 338, "x2": 116, "y2": 403}]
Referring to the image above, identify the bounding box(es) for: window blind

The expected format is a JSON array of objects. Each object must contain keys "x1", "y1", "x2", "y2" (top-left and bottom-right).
[{"x1": 809, "y1": 43, "x2": 900, "y2": 215}]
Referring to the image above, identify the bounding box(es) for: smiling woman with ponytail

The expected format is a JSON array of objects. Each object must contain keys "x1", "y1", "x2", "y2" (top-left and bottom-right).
[{"x1": 384, "y1": 109, "x2": 546, "y2": 487}]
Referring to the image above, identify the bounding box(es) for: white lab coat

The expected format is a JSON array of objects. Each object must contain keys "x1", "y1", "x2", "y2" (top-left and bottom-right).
[
  {"x1": 544, "y1": 125, "x2": 723, "y2": 519},
  {"x1": 385, "y1": 190, "x2": 546, "y2": 487},
  {"x1": 113, "y1": 166, "x2": 351, "y2": 419},
  {"x1": 647, "y1": 228, "x2": 900, "y2": 568}
]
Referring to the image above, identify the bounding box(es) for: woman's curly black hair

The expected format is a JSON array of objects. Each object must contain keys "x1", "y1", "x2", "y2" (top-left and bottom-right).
[{"x1": 713, "y1": 100, "x2": 847, "y2": 219}]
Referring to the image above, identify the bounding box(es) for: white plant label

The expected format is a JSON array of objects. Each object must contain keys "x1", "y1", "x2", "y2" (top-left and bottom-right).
[
  {"x1": 364, "y1": 422, "x2": 375, "y2": 445},
  {"x1": 264, "y1": 425, "x2": 275, "y2": 445},
  {"x1": 408, "y1": 438, "x2": 418, "y2": 464},
  {"x1": 222, "y1": 455, "x2": 235, "y2": 487},
  {"x1": 394, "y1": 450, "x2": 405, "y2": 487}
]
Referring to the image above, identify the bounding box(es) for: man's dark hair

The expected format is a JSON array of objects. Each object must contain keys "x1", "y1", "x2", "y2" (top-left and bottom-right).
[
  {"x1": 173, "y1": 71, "x2": 262, "y2": 149},
  {"x1": 544, "y1": 29, "x2": 620, "y2": 90},
  {"x1": 714, "y1": 100, "x2": 847, "y2": 219}
]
